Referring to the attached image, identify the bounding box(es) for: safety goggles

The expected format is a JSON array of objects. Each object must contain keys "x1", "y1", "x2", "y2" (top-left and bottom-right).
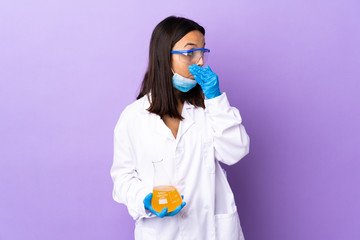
[{"x1": 171, "y1": 48, "x2": 210, "y2": 65}]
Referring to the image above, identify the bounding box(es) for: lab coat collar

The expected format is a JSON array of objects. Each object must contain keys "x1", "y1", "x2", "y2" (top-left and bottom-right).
[
  {"x1": 141, "y1": 94, "x2": 151, "y2": 113},
  {"x1": 141, "y1": 93, "x2": 195, "y2": 141}
]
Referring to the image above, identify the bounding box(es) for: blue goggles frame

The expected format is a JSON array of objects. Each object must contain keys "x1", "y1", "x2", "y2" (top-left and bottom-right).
[{"x1": 171, "y1": 48, "x2": 210, "y2": 55}]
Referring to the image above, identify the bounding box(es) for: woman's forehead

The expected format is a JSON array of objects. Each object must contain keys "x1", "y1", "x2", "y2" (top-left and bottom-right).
[{"x1": 176, "y1": 31, "x2": 205, "y2": 48}]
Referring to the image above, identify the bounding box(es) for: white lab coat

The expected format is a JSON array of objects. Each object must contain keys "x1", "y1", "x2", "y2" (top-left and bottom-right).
[{"x1": 111, "y1": 92, "x2": 250, "y2": 240}]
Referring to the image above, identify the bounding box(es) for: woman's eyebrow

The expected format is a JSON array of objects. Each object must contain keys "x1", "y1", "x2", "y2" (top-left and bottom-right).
[
  {"x1": 183, "y1": 43, "x2": 197, "y2": 47},
  {"x1": 183, "y1": 42, "x2": 206, "y2": 47}
]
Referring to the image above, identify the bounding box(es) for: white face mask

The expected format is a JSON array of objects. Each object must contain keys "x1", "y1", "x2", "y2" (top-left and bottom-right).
[{"x1": 171, "y1": 68, "x2": 197, "y2": 92}]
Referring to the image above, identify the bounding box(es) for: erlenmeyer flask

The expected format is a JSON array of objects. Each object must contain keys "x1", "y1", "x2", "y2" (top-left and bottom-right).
[{"x1": 151, "y1": 159, "x2": 182, "y2": 213}]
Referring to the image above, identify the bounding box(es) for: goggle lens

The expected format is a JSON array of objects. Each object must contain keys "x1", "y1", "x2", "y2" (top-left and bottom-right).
[{"x1": 178, "y1": 49, "x2": 209, "y2": 65}]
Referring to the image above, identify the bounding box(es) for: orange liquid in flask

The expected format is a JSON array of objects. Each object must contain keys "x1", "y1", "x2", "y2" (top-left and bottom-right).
[{"x1": 151, "y1": 185, "x2": 182, "y2": 212}]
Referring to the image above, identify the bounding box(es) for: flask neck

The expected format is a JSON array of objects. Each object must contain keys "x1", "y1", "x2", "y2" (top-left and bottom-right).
[{"x1": 153, "y1": 160, "x2": 172, "y2": 187}]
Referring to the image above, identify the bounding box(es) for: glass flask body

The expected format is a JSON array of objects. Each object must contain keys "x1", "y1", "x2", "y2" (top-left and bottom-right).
[{"x1": 151, "y1": 159, "x2": 182, "y2": 212}]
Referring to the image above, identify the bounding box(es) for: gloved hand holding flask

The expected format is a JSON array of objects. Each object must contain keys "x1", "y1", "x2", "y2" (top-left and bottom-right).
[
  {"x1": 143, "y1": 193, "x2": 186, "y2": 218},
  {"x1": 143, "y1": 159, "x2": 186, "y2": 218}
]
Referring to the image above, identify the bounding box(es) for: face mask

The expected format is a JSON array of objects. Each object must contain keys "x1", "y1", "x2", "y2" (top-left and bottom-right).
[{"x1": 171, "y1": 68, "x2": 197, "y2": 92}]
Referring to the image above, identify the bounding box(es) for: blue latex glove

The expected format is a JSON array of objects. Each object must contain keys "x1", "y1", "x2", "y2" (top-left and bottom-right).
[
  {"x1": 188, "y1": 64, "x2": 221, "y2": 99},
  {"x1": 143, "y1": 193, "x2": 186, "y2": 218}
]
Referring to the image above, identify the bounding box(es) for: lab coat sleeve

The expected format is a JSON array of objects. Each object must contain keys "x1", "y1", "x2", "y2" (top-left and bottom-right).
[
  {"x1": 204, "y1": 92, "x2": 250, "y2": 165},
  {"x1": 110, "y1": 107, "x2": 153, "y2": 221}
]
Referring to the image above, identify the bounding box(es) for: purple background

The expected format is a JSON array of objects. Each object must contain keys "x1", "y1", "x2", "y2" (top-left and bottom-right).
[{"x1": 1, "y1": 0, "x2": 359, "y2": 239}]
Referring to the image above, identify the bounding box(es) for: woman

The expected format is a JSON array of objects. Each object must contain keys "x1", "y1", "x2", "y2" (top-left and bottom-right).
[{"x1": 110, "y1": 16, "x2": 250, "y2": 240}]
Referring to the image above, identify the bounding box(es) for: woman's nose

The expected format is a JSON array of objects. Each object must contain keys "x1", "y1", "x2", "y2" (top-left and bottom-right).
[{"x1": 197, "y1": 56, "x2": 204, "y2": 66}]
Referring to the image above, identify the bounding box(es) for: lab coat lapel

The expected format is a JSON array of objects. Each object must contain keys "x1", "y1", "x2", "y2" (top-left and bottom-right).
[
  {"x1": 155, "y1": 114, "x2": 175, "y2": 140},
  {"x1": 177, "y1": 101, "x2": 195, "y2": 140},
  {"x1": 141, "y1": 94, "x2": 195, "y2": 141},
  {"x1": 141, "y1": 94, "x2": 174, "y2": 140}
]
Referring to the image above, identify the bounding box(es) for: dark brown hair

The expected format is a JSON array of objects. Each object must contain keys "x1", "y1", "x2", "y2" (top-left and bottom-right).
[{"x1": 137, "y1": 16, "x2": 206, "y2": 120}]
